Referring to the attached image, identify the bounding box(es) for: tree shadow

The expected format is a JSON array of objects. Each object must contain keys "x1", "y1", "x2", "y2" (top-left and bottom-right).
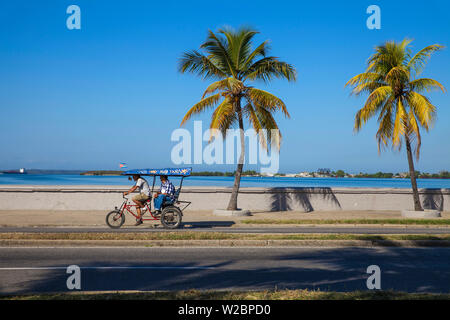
[
  {"x1": 421, "y1": 189, "x2": 444, "y2": 211},
  {"x1": 3, "y1": 247, "x2": 449, "y2": 295},
  {"x1": 181, "y1": 221, "x2": 236, "y2": 229},
  {"x1": 269, "y1": 187, "x2": 341, "y2": 212}
]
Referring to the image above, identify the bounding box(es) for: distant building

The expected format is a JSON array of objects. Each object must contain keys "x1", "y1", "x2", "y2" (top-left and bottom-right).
[
  {"x1": 285, "y1": 173, "x2": 297, "y2": 177},
  {"x1": 398, "y1": 172, "x2": 409, "y2": 178},
  {"x1": 297, "y1": 171, "x2": 313, "y2": 178},
  {"x1": 261, "y1": 172, "x2": 274, "y2": 177}
]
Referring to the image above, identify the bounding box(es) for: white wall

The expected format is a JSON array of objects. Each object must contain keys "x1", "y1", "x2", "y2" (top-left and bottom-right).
[{"x1": 0, "y1": 186, "x2": 448, "y2": 212}]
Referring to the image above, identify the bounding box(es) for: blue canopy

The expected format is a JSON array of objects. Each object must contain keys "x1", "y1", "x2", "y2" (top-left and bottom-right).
[{"x1": 122, "y1": 167, "x2": 192, "y2": 177}]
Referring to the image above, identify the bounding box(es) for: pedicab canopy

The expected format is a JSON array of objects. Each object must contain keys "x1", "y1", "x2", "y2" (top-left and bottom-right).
[{"x1": 122, "y1": 167, "x2": 192, "y2": 177}]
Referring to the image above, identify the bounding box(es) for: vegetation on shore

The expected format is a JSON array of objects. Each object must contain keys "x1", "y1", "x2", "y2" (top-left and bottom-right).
[
  {"x1": 80, "y1": 171, "x2": 122, "y2": 176},
  {"x1": 78, "y1": 170, "x2": 260, "y2": 177},
  {"x1": 333, "y1": 170, "x2": 450, "y2": 179},
  {"x1": 191, "y1": 169, "x2": 450, "y2": 179},
  {"x1": 191, "y1": 170, "x2": 259, "y2": 176},
  {"x1": 418, "y1": 171, "x2": 450, "y2": 179},
  {"x1": 78, "y1": 169, "x2": 450, "y2": 178},
  {"x1": 2, "y1": 289, "x2": 449, "y2": 300}
]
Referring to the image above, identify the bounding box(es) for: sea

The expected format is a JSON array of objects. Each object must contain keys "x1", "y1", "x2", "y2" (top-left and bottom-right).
[{"x1": 1, "y1": 174, "x2": 450, "y2": 189}]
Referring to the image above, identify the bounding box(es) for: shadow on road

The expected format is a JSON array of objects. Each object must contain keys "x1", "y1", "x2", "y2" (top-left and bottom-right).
[
  {"x1": 2, "y1": 247, "x2": 449, "y2": 295},
  {"x1": 181, "y1": 221, "x2": 236, "y2": 229}
]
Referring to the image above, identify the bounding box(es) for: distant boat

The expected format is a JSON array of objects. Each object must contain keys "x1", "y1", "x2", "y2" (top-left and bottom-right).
[{"x1": 1, "y1": 168, "x2": 27, "y2": 174}]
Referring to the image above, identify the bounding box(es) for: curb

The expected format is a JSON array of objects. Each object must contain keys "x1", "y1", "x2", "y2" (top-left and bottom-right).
[
  {"x1": 1, "y1": 223, "x2": 450, "y2": 229},
  {"x1": 213, "y1": 209, "x2": 251, "y2": 216},
  {"x1": 236, "y1": 223, "x2": 450, "y2": 228},
  {"x1": 1, "y1": 239, "x2": 449, "y2": 247}
]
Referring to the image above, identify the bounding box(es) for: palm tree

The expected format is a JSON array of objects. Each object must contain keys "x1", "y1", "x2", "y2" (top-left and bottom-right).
[
  {"x1": 346, "y1": 39, "x2": 446, "y2": 211},
  {"x1": 179, "y1": 27, "x2": 296, "y2": 210}
]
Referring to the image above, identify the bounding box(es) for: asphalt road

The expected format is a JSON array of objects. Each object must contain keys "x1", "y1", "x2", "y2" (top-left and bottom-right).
[
  {"x1": 0, "y1": 226, "x2": 449, "y2": 234},
  {"x1": 0, "y1": 247, "x2": 449, "y2": 294}
]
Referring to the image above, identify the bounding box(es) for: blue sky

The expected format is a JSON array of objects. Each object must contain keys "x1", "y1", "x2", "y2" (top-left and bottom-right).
[{"x1": 0, "y1": 0, "x2": 449, "y2": 173}]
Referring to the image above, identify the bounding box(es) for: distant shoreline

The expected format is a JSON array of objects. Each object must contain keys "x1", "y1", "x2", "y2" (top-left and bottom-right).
[
  {"x1": 2, "y1": 175, "x2": 450, "y2": 188},
  {"x1": 80, "y1": 171, "x2": 122, "y2": 176},
  {"x1": 78, "y1": 170, "x2": 450, "y2": 179},
  {"x1": 1, "y1": 169, "x2": 449, "y2": 179}
]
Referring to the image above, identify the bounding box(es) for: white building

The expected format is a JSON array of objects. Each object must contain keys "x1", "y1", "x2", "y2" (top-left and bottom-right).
[{"x1": 297, "y1": 171, "x2": 313, "y2": 178}]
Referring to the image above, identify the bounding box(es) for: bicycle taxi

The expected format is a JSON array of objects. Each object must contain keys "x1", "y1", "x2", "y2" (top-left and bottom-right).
[{"x1": 106, "y1": 167, "x2": 192, "y2": 229}]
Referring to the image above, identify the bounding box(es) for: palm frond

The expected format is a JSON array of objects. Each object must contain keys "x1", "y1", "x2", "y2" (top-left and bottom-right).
[
  {"x1": 179, "y1": 50, "x2": 227, "y2": 79},
  {"x1": 366, "y1": 39, "x2": 412, "y2": 75},
  {"x1": 180, "y1": 93, "x2": 222, "y2": 126},
  {"x1": 254, "y1": 106, "x2": 282, "y2": 150},
  {"x1": 407, "y1": 44, "x2": 444, "y2": 75},
  {"x1": 392, "y1": 98, "x2": 407, "y2": 148},
  {"x1": 201, "y1": 78, "x2": 245, "y2": 98},
  {"x1": 354, "y1": 86, "x2": 392, "y2": 131},
  {"x1": 384, "y1": 65, "x2": 410, "y2": 85},
  {"x1": 406, "y1": 106, "x2": 422, "y2": 160},
  {"x1": 246, "y1": 88, "x2": 290, "y2": 117},
  {"x1": 243, "y1": 103, "x2": 268, "y2": 150},
  {"x1": 242, "y1": 40, "x2": 270, "y2": 71},
  {"x1": 406, "y1": 91, "x2": 437, "y2": 130},
  {"x1": 202, "y1": 79, "x2": 230, "y2": 98},
  {"x1": 345, "y1": 72, "x2": 385, "y2": 96},
  {"x1": 209, "y1": 98, "x2": 236, "y2": 138},
  {"x1": 244, "y1": 57, "x2": 296, "y2": 82},
  {"x1": 201, "y1": 30, "x2": 236, "y2": 77},
  {"x1": 375, "y1": 104, "x2": 394, "y2": 153},
  {"x1": 409, "y1": 78, "x2": 446, "y2": 94},
  {"x1": 218, "y1": 27, "x2": 259, "y2": 72}
]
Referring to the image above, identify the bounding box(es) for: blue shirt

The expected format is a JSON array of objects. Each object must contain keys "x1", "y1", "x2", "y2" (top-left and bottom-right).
[{"x1": 160, "y1": 180, "x2": 175, "y2": 199}]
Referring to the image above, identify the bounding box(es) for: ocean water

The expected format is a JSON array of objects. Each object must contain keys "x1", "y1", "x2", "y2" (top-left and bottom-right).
[{"x1": 0, "y1": 174, "x2": 449, "y2": 189}]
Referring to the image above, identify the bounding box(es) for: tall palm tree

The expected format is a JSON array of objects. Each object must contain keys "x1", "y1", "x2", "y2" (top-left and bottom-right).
[
  {"x1": 179, "y1": 27, "x2": 296, "y2": 210},
  {"x1": 346, "y1": 39, "x2": 446, "y2": 211}
]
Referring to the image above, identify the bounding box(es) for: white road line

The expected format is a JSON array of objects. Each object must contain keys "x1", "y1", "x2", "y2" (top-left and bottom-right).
[{"x1": 0, "y1": 266, "x2": 215, "y2": 270}]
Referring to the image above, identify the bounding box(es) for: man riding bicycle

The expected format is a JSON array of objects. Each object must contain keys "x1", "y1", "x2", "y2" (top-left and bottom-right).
[{"x1": 123, "y1": 174, "x2": 150, "y2": 226}]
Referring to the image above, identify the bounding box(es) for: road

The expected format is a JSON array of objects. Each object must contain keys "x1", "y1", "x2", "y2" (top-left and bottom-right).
[
  {"x1": 0, "y1": 247, "x2": 449, "y2": 294},
  {"x1": 1, "y1": 226, "x2": 449, "y2": 234}
]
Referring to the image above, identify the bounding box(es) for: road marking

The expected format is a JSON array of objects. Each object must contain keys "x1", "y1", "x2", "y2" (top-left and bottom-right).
[{"x1": 0, "y1": 266, "x2": 216, "y2": 270}]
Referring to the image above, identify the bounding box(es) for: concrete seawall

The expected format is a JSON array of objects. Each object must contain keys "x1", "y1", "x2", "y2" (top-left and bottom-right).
[{"x1": 0, "y1": 185, "x2": 449, "y2": 212}]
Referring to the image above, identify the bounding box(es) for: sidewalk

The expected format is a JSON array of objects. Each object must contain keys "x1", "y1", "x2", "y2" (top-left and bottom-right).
[{"x1": 0, "y1": 209, "x2": 449, "y2": 228}]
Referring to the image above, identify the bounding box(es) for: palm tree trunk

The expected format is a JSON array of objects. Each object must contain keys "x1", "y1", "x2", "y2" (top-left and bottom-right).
[
  {"x1": 405, "y1": 136, "x2": 423, "y2": 211},
  {"x1": 227, "y1": 101, "x2": 245, "y2": 211}
]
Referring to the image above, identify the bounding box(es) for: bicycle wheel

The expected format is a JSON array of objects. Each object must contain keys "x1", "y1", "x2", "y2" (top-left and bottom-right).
[
  {"x1": 160, "y1": 206, "x2": 182, "y2": 229},
  {"x1": 106, "y1": 210, "x2": 125, "y2": 229}
]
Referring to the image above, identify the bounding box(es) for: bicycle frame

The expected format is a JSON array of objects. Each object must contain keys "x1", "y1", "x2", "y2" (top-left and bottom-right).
[{"x1": 116, "y1": 196, "x2": 159, "y2": 221}]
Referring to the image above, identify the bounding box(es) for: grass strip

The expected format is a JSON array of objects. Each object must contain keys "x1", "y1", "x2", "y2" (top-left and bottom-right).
[
  {"x1": 0, "y1": 232, "x2": 449, "y2": 241},
  {"x1": 240, "y1": 219, "x2": 450, "y2": 225},
  {"x1": 2, "y1": 289, "x2": 449, "y2": 300}
]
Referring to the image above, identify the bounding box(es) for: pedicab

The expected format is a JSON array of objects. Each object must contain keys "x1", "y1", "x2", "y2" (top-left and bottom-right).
[{"x1": 106, "y1": 167, "x2": 192, "y2": 229}]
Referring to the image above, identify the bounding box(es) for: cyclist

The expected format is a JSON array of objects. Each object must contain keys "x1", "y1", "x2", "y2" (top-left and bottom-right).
[{"x1": 123, "y1": 174, "x2": 151, "y2": 226}]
